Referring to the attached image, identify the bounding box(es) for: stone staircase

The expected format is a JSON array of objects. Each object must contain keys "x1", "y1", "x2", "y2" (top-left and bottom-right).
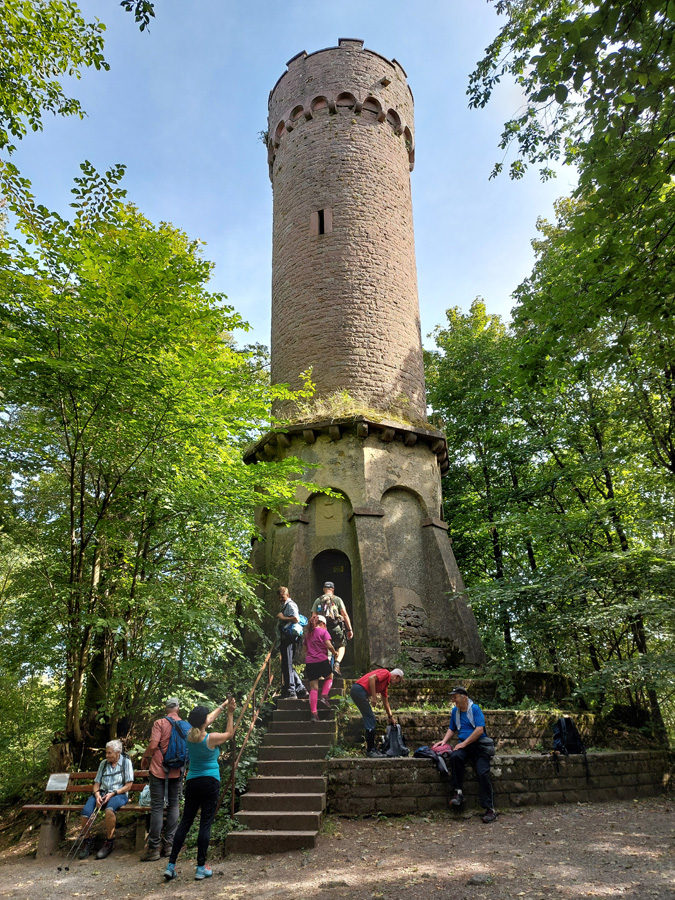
[{"x1": 226, "y1": 680, "x2": 341, "y2": 854}]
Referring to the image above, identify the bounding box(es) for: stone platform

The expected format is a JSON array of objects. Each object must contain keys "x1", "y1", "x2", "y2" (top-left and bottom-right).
[{"x1": 326, "y1": 751, "x2": 672, "y2": 816}]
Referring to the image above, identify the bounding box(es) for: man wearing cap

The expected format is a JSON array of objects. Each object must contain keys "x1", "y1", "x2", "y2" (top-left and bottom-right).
[
  {"x1": 311, "y1": 582, "x2": 353, "y2": 674},
  {"x1": 139, "y1": 698, "x2": 190, "y2": 860},
  {"x1": 350, "y1": 668, "x2": 404, "y2": 757},
  {"x1": 432, "y1": 686, "x2": 497, "y2": 823}
]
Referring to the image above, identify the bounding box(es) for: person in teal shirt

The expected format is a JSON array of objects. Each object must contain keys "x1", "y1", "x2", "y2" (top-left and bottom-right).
[{"x1": 164, "y1": 697, "x2": 236, "y2": 881}]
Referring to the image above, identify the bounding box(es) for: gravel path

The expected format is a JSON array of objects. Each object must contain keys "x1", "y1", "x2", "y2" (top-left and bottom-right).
[{"x1": 1, "y1": 797, "x2": 673, "y2": 900}]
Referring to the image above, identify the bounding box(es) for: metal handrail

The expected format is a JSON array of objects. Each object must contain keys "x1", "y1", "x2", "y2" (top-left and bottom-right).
[{"x1": 222, "y1": 647, "x2": 275, "y2": 818}]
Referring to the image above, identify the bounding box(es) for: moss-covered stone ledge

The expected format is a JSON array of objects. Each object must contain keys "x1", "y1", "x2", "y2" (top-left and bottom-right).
[
  {"x1": 338, "y1": 710, "x2": 597, "y2": 753},
  {"x1": 326, "y1": 751, "x2": 672, "y2": 816}
]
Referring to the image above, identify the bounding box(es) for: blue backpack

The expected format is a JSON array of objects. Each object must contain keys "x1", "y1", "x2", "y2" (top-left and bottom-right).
[{"x1": 162, "y1": 717, "x2": 191, "y2": 773}]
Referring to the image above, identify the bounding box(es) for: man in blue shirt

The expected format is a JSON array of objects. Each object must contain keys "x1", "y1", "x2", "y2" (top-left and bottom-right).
[{"x1": 432, "y1": 686, "x2": 497, "y2": 823}]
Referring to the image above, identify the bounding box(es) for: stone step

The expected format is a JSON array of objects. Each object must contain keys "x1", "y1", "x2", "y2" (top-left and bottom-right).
[
  {"x1": 273, "y1": 708, "x2": 334, "y2": 723},
  {"x1": 262, "y1": 731, "x2": 333, "y2": 747},
  {"x1": 239, "y1": 792, "x2": 326, "y2": 812},
  {"x1": 248, "y1": 775, "x2": 327, "y2": 793},
  {"x1": 256, "y1": 759, "x2": 325, "y2": 777},
  {"x1": 269, "y1": 719, "x2": 337, "y2": 735},
  {"x1": 226, "y1": 830, "x2": 317, "y2": 854},
  {"x1": 236, "y1": 810, "x2": 322, "y2": 831},
  {"x1": 276, "y1": 696, "x2": 340, "y2": 710},
  {"x1": 258, "y1": 744, "x2": 328, "y2": 761}
]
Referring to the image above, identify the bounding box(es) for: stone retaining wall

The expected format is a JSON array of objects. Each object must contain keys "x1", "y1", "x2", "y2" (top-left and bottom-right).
[
  {"x1": 326, "y1": 751, "x2": 672, "y2": 815},
  {"x1": 338, "y1": 710, "x2": 596, "y2": 753}
]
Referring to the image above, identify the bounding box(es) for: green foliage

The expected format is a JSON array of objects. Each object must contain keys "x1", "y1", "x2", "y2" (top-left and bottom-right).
[
  {"x1": 0, "y1": 161, "x2": 310, "y2": 749},
  {"x1": 0, "y1": 0, "x2": 109, "y2": 153},
  {"x1": 426, "y1": 302, "x2": 675, "y2": 740}
]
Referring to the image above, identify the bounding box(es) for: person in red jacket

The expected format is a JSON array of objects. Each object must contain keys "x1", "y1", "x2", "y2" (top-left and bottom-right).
[{"x1": 350, "y1": 668, "x2": 404, "y2": 757}]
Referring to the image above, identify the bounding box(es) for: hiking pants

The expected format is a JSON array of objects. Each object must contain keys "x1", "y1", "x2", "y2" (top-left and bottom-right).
[
  {"x1": 280, "y1": 637, "x2": 304, "y2": 695},
  {"x1": 147, "y1": 771, "x2": 181, "y2": 850},
  {"x1": 448, "y1": 746, "x2": 495, "y2": 811},
  {"x1": 169, "y1": 776, "x2": 220, "y2": 867},
  {"x1": 350, "y1": 683, "x2": 376, "y2": 732}
]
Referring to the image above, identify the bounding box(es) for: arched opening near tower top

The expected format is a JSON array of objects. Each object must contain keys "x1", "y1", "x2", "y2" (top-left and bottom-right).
[{"x1": 312, "y1": 548, "x2": 354, "y2": 673}]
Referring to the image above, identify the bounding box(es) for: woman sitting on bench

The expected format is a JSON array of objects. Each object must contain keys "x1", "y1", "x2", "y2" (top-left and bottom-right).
[{"x1": 78, "y1": 739, "x2": 134, "y2": 860}]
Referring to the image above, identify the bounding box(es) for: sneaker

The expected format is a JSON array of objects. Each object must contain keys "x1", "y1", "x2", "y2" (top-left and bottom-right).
[
  {"x1": 95, "y1": 839, "x2": 114, "y2": 859},
  {"x1": 164, "y1": 862, "x2": 176, "y2": 881},
  {"x1": 140, "y1": 847, "x2": 161, "y2": 861},
  {"x1": 482, "y1": 809, "x2": 498, "y2": 824},
  {"x1": 318, "y1": 696, "x2": 332, "y2": 709},
  {"x1": 311, "y1": 713, "x2": 320, "y2": 722},
  {"x1": 366, "y1": 748, "x2": 386, "y2": 758},
  {"x1": 296, "y1": 690, "x2": 309, "y2": 699},
  {"x1": 450, "y1": 791, "x2": 464, "y2": 808},
  {"x1": 78, "y1": 837, "x2": 95, "y2": 860},
  {"x1": 195, "y1": 865, "x2": 213, "y2": 880}
]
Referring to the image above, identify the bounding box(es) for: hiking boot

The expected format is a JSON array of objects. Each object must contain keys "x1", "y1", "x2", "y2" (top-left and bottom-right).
[
  {"x1": 164, "y1": 862, "x2": 176, "y2": 881},
  {"x1": 367, "y1": 748, "x2": 386, "y2": 758},
  {"x1": 450, "y1": 791, "x2": 464, "y2": 808},
  {"x1": 296, "y1": 690, "x2": 309, "y2": 699},
  {"x1": 140, "y1": 847, "x2": 161, "y2": 861},
  {"x1": 482, "y1": 809, "x2": 498, "y2": 824},
  {"x1": 78, "y1": 837, "x2": 95, "y2": 860},
  {"x1": 318, "y1": 696, "x2": 332, "y2": 709},
  {"x1": 195, "y1": 865, "x2": 213, "y2": 880},
  {"x1": 161, "y1": 841, "x2": 173, "y2": 857},
  {"x1": 95, "y1": 839, "x2": 114, "y2": 859}
]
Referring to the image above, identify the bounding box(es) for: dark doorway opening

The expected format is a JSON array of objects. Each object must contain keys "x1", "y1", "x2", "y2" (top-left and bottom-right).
[{"x1": 312, "y1": 549, "x2": 354, "y2": 673}]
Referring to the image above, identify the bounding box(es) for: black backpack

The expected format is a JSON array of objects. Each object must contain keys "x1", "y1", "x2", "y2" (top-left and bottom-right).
[
  {"x1": 552, "y1": 716, "x2": 590, "y2": 781},
  {"x1": 552, "y1": 716, "x2": 585, "y2": 755}
]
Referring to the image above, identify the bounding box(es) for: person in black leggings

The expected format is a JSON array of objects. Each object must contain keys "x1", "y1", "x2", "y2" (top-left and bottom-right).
[{"x1": 163, "y1": 698, "x2": 236, "y2": 881}]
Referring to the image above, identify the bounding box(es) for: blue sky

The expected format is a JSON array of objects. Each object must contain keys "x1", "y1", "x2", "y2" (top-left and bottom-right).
[{"x1": 11, "y1": 0, "x2": 575, "y2": 349}]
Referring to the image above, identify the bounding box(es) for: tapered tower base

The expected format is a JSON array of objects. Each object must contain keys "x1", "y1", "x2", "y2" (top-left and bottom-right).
[{"x1": 246, "y1": 418, "x2": 486, "y2": 671}]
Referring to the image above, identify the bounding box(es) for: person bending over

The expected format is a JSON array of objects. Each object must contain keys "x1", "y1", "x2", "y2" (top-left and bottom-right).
[{"x1": 350, "y1": 668, "x2": 404, "y2": 757}]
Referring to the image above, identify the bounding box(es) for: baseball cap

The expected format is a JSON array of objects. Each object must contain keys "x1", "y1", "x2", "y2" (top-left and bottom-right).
[
  {"x1": 165, "y1": 697, "x2": 179, "y2": 709},
  {"x1": 187, "y1": 705, "x2": 209, "y2": 728},
  {"x1": 323, "y1": 581, "x2": 334, "y2": 589},
  {"x1": 450, "y1": 686, "x2": 468, "y2": 696}
]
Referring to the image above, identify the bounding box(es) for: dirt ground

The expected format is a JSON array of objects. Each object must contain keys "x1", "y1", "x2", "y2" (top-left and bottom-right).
[{"x1": 0, "y1": 797, "x2": 673, "y2": 900}]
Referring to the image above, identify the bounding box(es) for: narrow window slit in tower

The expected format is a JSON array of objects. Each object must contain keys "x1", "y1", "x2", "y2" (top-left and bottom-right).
[
  {"x1": 311, "y1": 208, "x2": 332, "y2": 236},
  {"x1": 318, "y1": 209, "x2": 325, "y2": 234}
]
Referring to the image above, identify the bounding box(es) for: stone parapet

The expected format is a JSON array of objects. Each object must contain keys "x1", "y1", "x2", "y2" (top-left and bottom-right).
[{"x1": 326, "y1": 752, "x2": 672, "y2": 815}]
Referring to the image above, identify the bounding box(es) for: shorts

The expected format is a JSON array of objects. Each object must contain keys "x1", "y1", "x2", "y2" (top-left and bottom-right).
[
  {"x1": 304, "y1": 659, "x2": 333, "y2": 681},
  {"x1": 327, "y1": 621, "x2": 346, "y2": 649}
]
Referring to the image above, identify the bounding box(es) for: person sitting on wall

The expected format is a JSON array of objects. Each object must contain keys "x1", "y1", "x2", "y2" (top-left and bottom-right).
[
  {"x1": 311, "y1": 581, "x2": 353, "y2": 674},
  {"x1": 78, "y1": 739, "x2": 134, "y2": 859},
  {"x1": 432, "y1": 686, "x2": 497, "y2": 823},
  {"x1": 350, "y1": 667, "x2": 404, "y2": 757}
]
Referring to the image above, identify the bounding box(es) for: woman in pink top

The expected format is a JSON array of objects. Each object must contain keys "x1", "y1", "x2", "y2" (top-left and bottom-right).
[{"x1": 303, "y1": 614, "x2": 336, "y2": 722}]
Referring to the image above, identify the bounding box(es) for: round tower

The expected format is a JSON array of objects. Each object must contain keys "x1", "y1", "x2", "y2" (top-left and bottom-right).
[{"x1": 268, "y1": 38, "x2": 425, "y2": 422}]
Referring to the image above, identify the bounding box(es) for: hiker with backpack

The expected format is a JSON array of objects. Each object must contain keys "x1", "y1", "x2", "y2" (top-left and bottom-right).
[
  {"x1": 431, "y1": 686, "x2": 497, "y2": 824},
  {"x1": 164, "y1": 697, "x2": 236, "y2": 881},
  {"x1": 139, "y1": 697, "x2": 191, "y2": 861},
  {"x1": 77, "y1": 739, "x2": 134, "y2": 860},
  {"x1": 277, "y1": 585, "x2": 308, "y2": 700}
]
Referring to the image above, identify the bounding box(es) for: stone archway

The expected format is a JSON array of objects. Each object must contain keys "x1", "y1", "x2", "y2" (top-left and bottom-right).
[{"x1": 311, "y1": 549, "x2": 354, "y2": 673}]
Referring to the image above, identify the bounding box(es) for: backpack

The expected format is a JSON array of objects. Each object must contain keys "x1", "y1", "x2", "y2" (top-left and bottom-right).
[
  {"x1": 380, "y1": 723, "x2": 409, "y2": 757},
  {"x1": 162, "y1": 717, "x2": 191, "y2": 772},
  {"x1": 282, "y1": 612, "x2": 308, "y2": 640},
  {"x1": 552, "y1": 716, "x2": 585, "y2": 755},
  {"x1": 551, "y1": 716, "x2": 590, "y2": 781}
]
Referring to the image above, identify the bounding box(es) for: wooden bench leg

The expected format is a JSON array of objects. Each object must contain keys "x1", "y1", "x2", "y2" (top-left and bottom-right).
[
  {"x1": 36, "y1": 813, "x2": 65, "y2": 858},
  {"x1": 135, "y1": 814, "x2": 148, "y2": 853}
]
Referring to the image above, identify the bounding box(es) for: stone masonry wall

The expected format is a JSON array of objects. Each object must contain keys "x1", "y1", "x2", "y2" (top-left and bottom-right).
[
  {"x1": 326, "y1": 751, "x2": 672, "y2": 815},
  {"x1": 268, "y1": 39, "x2": 426, "y2": 421}
]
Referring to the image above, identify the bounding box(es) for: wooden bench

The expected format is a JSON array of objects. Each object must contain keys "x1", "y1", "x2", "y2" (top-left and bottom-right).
[{"x1": 22, "y1": 769, "x2": 154, "y2": 858}]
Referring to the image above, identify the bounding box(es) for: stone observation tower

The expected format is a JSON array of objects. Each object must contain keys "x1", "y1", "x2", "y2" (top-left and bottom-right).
[{"x1": 246, "y1": 39, "x2": 486, "y2": 671}]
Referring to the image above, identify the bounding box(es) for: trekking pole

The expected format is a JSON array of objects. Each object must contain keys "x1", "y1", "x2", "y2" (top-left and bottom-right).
[{"x1": 57, "y1": 805, "x2": 101, "y2": 872}]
